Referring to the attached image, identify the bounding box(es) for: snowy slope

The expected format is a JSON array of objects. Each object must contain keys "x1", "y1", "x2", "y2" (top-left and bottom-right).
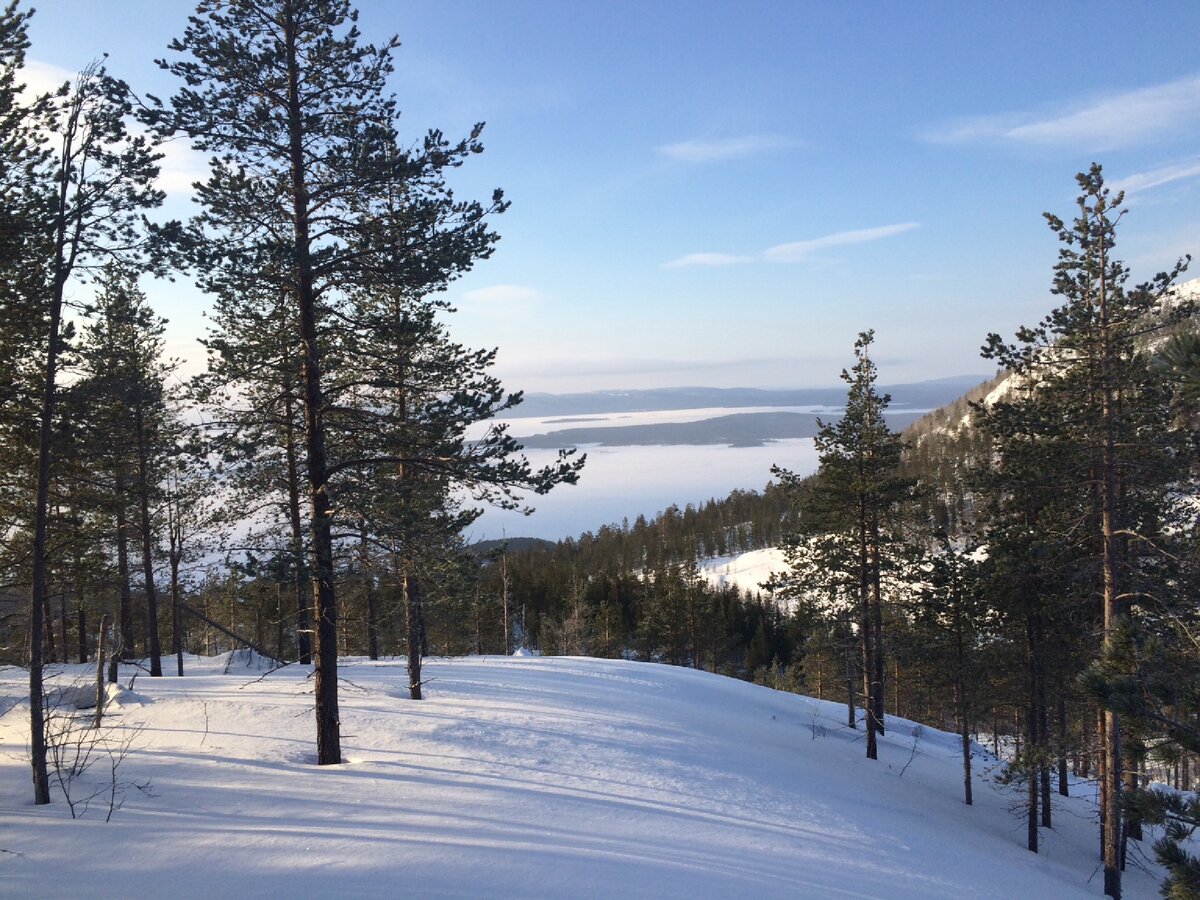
[
  {"x1": 698, "y1": 547, "x2": 786, "y2": 595},
  {"x1": 0, "y1": 655, "x2": 1172, "y2": 898}
]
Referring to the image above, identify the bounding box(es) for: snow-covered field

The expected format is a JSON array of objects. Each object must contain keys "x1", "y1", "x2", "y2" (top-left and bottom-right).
[{"x1": 0, "y1": 654, "x2": 1172, "y2": 898}]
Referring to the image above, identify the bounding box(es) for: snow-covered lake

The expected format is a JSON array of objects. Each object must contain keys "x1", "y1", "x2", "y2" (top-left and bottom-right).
[
  {"x1": 465, "y1": 438, "x2": 819, "y2": 542},
  {"x1": 468, "y1": 405, "x2": 845, "y2": 439}
]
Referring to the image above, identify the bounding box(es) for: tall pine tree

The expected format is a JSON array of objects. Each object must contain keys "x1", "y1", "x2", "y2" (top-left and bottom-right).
[{"x1": 980, "y1": 164, "x2": 1192, "y2": 898}]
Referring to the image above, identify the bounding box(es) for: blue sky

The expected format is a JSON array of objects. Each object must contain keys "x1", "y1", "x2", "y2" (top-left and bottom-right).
[{"x1": 24, "y1": 1, "x2": 1200, "y2": 392}]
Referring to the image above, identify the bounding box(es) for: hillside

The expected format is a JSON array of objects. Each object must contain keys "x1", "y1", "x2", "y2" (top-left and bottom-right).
[{"x1": 0, "y1": 655, "x2": 1170, "y2": 898}]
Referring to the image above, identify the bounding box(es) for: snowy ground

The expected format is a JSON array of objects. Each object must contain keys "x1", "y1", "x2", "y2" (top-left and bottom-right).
[{"x1": 0, "y1": 654, "x2": 1174, "y2": 898}]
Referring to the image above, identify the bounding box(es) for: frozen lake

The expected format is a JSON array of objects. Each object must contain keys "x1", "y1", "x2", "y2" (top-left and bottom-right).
[{"x1": 464, "y1": 437, "x2": 819, "y2": 542}]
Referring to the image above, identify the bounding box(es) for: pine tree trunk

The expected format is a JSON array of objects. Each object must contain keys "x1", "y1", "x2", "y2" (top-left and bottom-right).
[
  {"x1": 58, "y1": 591, "x2": 68, "y2": 666},
  {"x1": 284, "y1": 4, "x2": 339, "y2": 765},
  {"x1": 954, "y1": 596, "x2": 972, "y2": 805},
  {"x1": 845, "y1": 640, "x2": 856, "y2": 730},
  {"x1": 27, "y1": 131, "x2": 82, "y2": 805},
  {"x1": 956, "y1": 679, "x2": 972, "y2": 806},
  {"x1": 170, "y1": 550, "x2": 183, "y2": 677},
  {"x1": 283, "y1": 406, "x2": 311, "y2": 665},
  {"x1": 361, "y1": 524, "x2": 378, "y2": 661},
  {"x1": 43, "y1": 596, "x2": 56, "y2": 663},
  {"x1": 869, "y1": 512, "x2": 885, "y2": 736},
  {"x1": 501, "y1": 547, "x2": 511, "y2": 656},
  {"x1": 404, "y1": 570, "x2": 422, "y2": 700},
  {"x1": 1027, "y1": 704, "x2": 1039, "y2": 854},
  {"x1": 1058, "y1": 695, "x2": 1070, "y2": 796},
  {"x1": 76, "y1": 601, "x2": 86, "y2": 664},
  {"x1": 1123, "y1": 767, "x2": 1141, "y2": 841},
  {"x1": 858, "y1": 499, "x2": 876, "y2": 759},
  {"x1": 1026, "y1": 617, "x2": 1039, "y2": 853},
  {"x1": 135, "y1": 405, "x2": 162, "y2": 676},
  {"x1": 115, "y1": 473, "x2": 134, "y2": 662},
  {"x1": 1097, "y1": 236, "x2": 1122, "y2": 900},
  {"x1": 1037, "y1": 625, "x2": 1051, "y2": 828},
  {"x1": 94, "y1": 614, "x2": 110, "y2": 729},
  {"x1": 1097, "y1": 705, "x2": 1107, "y2": 870}
]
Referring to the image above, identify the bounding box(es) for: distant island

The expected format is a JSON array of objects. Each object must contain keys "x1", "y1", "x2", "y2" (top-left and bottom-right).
[
  {"x1": 498, "y1": 376, "x2": 991, "y2": 419},
  {"x1": 515, "y1": 409, "x2": 926, "y2": 448}
]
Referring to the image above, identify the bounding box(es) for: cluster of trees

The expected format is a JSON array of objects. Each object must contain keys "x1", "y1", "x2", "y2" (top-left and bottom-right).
[
  {"x1": 468, "y1": 488, "x2": 797, "y2": 677},
  {"x1": 1, "y1": 0, "x2": 579, "y2": 804},
  {"x1": 777, "y1": 168, "x2": 1200, "y2": 899}
]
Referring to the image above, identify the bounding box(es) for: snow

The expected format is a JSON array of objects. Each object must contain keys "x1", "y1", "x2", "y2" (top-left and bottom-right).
[
  {"x1": 698, "y1": 547, "x2": 786, "y2": 595},
  {"x1": 0, "y1": 655, "x2": 1173, "y2": 898}
]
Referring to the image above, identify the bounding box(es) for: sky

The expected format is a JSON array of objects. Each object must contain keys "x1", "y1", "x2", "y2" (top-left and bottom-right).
[{"x1": 22, "y1": 0, "x2": 1200, "y2": 393}]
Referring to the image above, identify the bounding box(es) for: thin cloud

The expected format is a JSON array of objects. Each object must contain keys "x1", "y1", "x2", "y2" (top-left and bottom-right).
[
  {"x1": 665, "y1": 223, "x2": 919, "y2": 269},
  {"x1": 657, "y1": 134, "x2": 798, "y2": 163},
  {"x1": 24, "y1": 58, "x2": 207, "y2": 202},
  {"x1": 763, "y1": 223, "x2": 920, "y2": 262},
  {"x1": 155, "y1": 137, "x2": 210, "y2": 199},
  {"x1": 924, "y1": 73, "x2": 1200, "y2": 149},
  {"x1": 1110, "y1": 160, "x2": 1200, "y2": 198},
  {"x1": 662, "y1": 252, "x2": 755, "y2": 269},
  {"x1": 18, "y1": 59, "x2": 74, "y2": 98}
]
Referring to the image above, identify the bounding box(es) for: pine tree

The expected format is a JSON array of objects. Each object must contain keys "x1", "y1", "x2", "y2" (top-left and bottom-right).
[
  {"x1": 156, "y1": 0, "x2": 583, "y2": 749},
  {"x1": 190, "y1": 277, "x2": 314, "y2": 665},
  {"x1": 154, "y1": 0, "x2": 419, "y2": 764},
  {"x1": 980, "y1": 164, "x2": 1192, "y2": 897},
  {"x1": 772, "y1": 330, "x2": 910, "y2": 759},
  {"x1": 74, "y1": 269, "x2": 176, "y2": 677},
  {"x1": 914, "y1": 533, "x2": 983, "y2": 806},
  {"x1": 13, "y1": 36, "x2": 163, "y2": 803}
]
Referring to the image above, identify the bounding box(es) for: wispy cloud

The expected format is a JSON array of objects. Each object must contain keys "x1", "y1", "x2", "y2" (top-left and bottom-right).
[
  {"x1": 18, "y1": 59, "x2": 73, "y2": 98},
  {"x1": 923, "y1": 73, "x2": 1200, "y2": 149},
  {"x1": 662, "y1": 252, "x2": 755, "y2": 269},
  {"x1": 664, "y1": 223, "x2": 919, "y2": 269},
  {"x1": 1110, "y1": 160, "x2": 1200, "y2": 198},
  {"x1": 657, "y1": 134, "x2": 798, "y2": 163},
  {"x1": 23, "y1": 58, "x2": 208, "y2": 202},
  {"x1": 763, "y1": 223, "x2": 920, "y2": 262}
]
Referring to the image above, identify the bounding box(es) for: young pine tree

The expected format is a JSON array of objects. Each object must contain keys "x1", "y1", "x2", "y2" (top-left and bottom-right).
[{"x1": 772, "y1": 330, "x2": 911, "y2": 760}]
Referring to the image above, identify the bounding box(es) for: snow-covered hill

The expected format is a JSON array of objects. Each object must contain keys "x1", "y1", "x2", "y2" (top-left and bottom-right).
[{"x1": 0, "y1": 655, "x2": 1172, "y2": 898}]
